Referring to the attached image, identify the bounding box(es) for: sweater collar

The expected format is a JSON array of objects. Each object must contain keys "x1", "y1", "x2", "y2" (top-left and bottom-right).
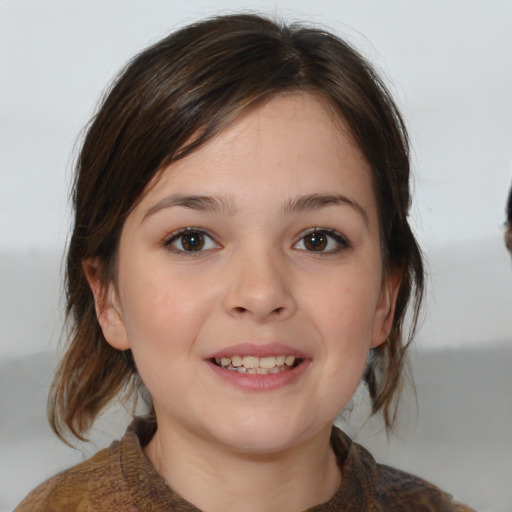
[{"x1": 120, "y1": 417, "x2": 378, "y2": 511}]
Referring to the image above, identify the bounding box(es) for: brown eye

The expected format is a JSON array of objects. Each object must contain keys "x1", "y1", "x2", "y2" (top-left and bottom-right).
[
  {"x1": 303, "y1": 232, "x2": 327, "y2": 251},
  {"x1": 181, "y1": 232, "x2": 205, "y2": 251},
  {"x1": 294, "y1": 229, "x2": 350, "y2": 254},
  {"x1": 165, "y1": 229, "x2": 219, "y2": 253}
]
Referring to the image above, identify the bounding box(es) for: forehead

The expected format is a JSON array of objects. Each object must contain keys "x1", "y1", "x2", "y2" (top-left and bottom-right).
[{"x1": 136, "y1": 93, "x2": 375, "y2": 219}]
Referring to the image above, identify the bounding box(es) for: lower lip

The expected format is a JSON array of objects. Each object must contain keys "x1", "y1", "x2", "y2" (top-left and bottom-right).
[{"x1": 206, "y1": 360, "x2": 311, "y2": 392}]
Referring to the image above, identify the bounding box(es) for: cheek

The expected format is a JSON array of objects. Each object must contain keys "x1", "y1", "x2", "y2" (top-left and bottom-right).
[
  {"x1": 119, "y1": 286, "x2": 205, "y2": 391},
  {"x1": 318, "y1": 281, "x2": 378, "y2": 400},
  {"x1": 309, "y1": 273, "x2": 380, "y2": 335},
  {"x1": 304, "y1": 266, "x2": 382, "y2": 382},
  {"x1": 118, "y1": 266, "x2": 221, "y2": 360}
]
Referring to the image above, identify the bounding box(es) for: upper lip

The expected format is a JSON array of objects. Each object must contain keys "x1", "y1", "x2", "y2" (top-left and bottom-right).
[{"x1": 205, "y1": 342, "x2": 310, "y2": 360}]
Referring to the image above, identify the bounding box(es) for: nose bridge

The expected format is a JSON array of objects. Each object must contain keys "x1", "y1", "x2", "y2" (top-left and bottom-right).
[{"x1": 222, "y1": 239, "x2": 296, "y2": 321}]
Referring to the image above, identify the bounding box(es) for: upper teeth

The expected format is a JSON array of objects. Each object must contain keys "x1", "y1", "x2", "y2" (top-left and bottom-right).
[{"x1": 216, "y1": 355, "x2": 296, "y2": 370}]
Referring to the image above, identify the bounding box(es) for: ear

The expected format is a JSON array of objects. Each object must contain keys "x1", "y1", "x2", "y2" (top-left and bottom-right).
[
  {"x1": 371, "y1": 270, "x2": 402, "y2": 348},
  {"x1": 82, "y1": 258, "x2": 130, "y2": 351}
]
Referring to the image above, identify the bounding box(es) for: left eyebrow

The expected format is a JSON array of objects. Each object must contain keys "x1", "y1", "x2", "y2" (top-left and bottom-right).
[
  {"x1": 142, "y1": 194, "x2": 239, "y2": 222},
  {"x1": 282, "y1": 193, "x2": 369, "y2": 226}
]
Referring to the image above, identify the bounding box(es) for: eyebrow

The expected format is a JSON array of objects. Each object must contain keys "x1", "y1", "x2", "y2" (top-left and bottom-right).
[
  {"x1": 282, "y1": 193, "x2": 369, "y2": 226},
  {"x1": 143, "y1": 192, "x2": 368, "y2": 226},
  {"x1": 143, "y1": 194, "x2": 239, "y2": 221}
]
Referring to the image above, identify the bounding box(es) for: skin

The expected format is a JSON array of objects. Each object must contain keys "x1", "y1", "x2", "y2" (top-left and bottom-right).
[{"x1": 85, "y1": 93, "x2": 400, "y2": 512}]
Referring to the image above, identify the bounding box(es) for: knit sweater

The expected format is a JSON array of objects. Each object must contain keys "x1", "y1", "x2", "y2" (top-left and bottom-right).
[{"x1": 15, "y1": 417, "x2": 474, "y2": 511}]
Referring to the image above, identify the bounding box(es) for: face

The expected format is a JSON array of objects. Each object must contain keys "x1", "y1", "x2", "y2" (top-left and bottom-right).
[{"x1": 89, "y1": 93, "x2": 398, "y2": 455}]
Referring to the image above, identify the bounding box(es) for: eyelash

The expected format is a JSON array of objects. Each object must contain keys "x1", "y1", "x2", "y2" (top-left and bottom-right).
[
  {"x1": 293, "y1": 228, "x2": 351, "y2": 254},
  {"x1": 163, "y1": 227, "x2": 350, "y2": 256},
  {"x1": 163, "y1": 228, "x2": 220, "y2": 255}
]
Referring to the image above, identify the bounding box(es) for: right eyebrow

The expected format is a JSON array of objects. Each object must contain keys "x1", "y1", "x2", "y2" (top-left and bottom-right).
[
  {"x1": 142, "y1": 194, "x2": 239, "y2": 222},
  {"x1": 282, "y1": 193, "x2": 369, "y2": 227}
]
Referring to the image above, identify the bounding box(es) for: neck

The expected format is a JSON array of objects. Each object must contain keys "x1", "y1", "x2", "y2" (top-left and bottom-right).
[{"x1": 144, "y1": 422, "x2": 341, "y2": 512}]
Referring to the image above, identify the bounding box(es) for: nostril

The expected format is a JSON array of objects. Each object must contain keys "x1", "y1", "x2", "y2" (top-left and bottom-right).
[{"x1": 231, "y1": 305, "x2": 287, "y2": 317}]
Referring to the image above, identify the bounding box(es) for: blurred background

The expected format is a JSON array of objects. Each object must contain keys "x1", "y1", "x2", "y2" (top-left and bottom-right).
[{"x1": 1, "y1": 0, "x2": 511, "y2": 510}]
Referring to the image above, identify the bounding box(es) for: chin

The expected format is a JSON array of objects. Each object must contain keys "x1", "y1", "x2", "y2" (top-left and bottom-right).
[{"x1": 207, "y1": 414, "x2": 321, "y2": 456}]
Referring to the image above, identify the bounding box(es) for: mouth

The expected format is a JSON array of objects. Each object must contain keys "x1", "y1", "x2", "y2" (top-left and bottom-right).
[{"x1": 210, "y1": 355, "x2": 303, "y2": 375}]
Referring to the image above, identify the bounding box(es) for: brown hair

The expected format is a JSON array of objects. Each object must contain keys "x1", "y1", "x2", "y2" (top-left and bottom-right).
[{"x1": 49, "y1": 13, "x2": 424, "y2": 441}]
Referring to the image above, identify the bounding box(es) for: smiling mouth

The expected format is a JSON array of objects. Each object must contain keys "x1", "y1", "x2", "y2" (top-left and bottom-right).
[{"x1": 211, "y1": 355, "x2": 302, "y2": 374}]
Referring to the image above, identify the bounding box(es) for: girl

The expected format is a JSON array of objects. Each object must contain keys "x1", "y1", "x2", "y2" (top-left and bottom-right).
[{"x1": 16, "y1": 14, "x2": 474, "y2": 511}]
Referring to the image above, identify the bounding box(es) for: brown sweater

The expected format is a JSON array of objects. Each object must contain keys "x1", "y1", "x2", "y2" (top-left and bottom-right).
[{"x1": 15, "y1": 418, "x2": 474, "y2": 511}]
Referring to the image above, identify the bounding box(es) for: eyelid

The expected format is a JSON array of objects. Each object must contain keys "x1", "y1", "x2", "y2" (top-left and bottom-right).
[
  {"x1": 293, "y1": 228, "x2": 351, "y2": 253},
  {"x1": 163, "y1": 227, "x2": 221, "y2": 253}
]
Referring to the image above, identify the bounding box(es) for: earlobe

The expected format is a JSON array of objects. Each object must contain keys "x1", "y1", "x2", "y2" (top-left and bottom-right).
[
  {"x1": 371, "y1": 271, "x2": 401, "y2": 348},
  {"x1": 82, "y1": 258, "x2": 130, "y2": 351}
]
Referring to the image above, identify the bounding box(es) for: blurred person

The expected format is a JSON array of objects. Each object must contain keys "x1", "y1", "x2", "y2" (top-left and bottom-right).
[{"x1": 505, "y1": 183, "x2": 512, "y2": 254}]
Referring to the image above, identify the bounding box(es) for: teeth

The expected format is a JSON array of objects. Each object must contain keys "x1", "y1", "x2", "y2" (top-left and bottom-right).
[
  {"x1": 213, "y1": 354, "x2": 299, "y2": 373},
  {"x1": 231, "y1": 355, "x2": 243, "y2": 367},
  {"x1": 259, "y1": 356, "x2": 277, "y2": 369},
  {"x1": 275, "y1": 355, "x2": 286, "y2": 366},
  {"x1": 243, "y1": 356, "x2": 259, "y2": 369}
]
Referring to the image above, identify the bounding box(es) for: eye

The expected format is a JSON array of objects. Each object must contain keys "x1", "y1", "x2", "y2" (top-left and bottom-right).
[
  {"x1": 164, "y1": 229, "x2": 219, "y2": 253},
  {"x1": 294, "y1": 229, "x2": 350, "y2": 253}
]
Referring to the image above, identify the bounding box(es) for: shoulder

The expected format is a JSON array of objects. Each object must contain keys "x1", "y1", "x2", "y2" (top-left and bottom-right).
[
  {"x1": 331, "y1": 427, "x2": 475, "y2": 512},
  {"x1": 373, "y1": 462, "x2": 474, "y2": 511},
  {"x1": 14, "y1": 437, "x2": 134, "y2": 512}
]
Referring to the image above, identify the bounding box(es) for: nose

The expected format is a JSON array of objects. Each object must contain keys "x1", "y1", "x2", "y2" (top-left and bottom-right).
[{"x1": 222, "y1": 247, "x2": 297, "y2": 322}]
